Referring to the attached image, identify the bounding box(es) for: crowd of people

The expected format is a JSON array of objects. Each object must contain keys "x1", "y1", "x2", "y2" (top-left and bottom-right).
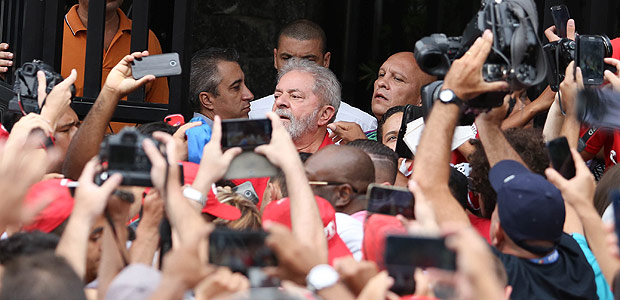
[{"x1": 2, "y1": 0, "x2": 620, "y2": 299}]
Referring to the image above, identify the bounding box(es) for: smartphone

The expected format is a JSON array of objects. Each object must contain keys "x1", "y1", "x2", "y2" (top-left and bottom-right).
[
  {"x1": 131, "y1": 53, "x2": 182, "y2": 79},
  {"x1": 546, "y1": 136, "x2": 576, "y2": 179},
  {"x1": 221, "y1": 119, "x2": 272, "y2": 150},
  {"x1": 209, "y1": 228, "x2": 278, "y2": 274},
  {"x1": 384, "y1": 235, "x2": 457, "y2": 295},
  {"x1": 366, "y1": 183, "x2": 415, "y2": 219},
  {"x1": 232, "y1": 181, "x2": 259, "y2": 204},
  {"x1": 576, "y1": 35, "x2": 605, "y2": 86},
  {"x1": 550, "y1": 5, "x2": 570, "y2": 39},
  {"x1": 611, "y1": 189, "x2": 620, "y2": 249}
]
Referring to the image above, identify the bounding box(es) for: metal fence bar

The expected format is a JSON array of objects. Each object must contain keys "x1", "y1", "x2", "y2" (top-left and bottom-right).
[
  {"x1": 128, "y1": 0, "x2": 150, "y2": 102},
  {"x1": 169, "y1": 0, "x2": 193, "y2": 118},
  {"x1": 20, "y1": 0, "x2": 45, "y2": 64},
  {"x1": 82, "y1": 0, "x2": 106, "y2": 100},
  {"x1": 42, "y1": 0, "x2": 65, "y2": 73}
]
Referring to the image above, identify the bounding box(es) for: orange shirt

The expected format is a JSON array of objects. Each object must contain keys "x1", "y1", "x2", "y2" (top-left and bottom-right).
[{"x1": 61, "y1": 5, "x2": 168, "y2": 104}]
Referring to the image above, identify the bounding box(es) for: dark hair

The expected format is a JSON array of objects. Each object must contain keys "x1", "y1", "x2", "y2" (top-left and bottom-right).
[
  {"x1": 0, "y1": 231, "x2": 60, "y2": 264},
  {"x1": 594, "y1": 165, "x2": 620, "y2": 216},
  {"x1": 278, "y1": 19, "x2": 327, "y2": 54},
  {"x1": 449, "y1": 167, "x2": 469, "y2": 211},
  {"x1": 0, "y1": 252, "x2": 86, "y2": 300},
  {"x1": 468, "y1": 128, "x2": 549, "y2": 218},
  {"x1": 189, "y1": 47, "x2": 240, "y2": 112},
  {"x1": 349, "y1": 139, "x2": 398, "y2": 184},
  {"x1": 377, "y1": 106, "x2": 405, "y2": 142},
  {"x1": 137, "y1": 121, "x2": 178, "y2": 136}
]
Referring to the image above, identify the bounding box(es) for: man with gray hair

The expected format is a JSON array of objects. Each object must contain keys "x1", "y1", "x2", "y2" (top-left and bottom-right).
[
  {"x1": 189, "y1": 47, "x2": 254, "y2": 125},
  {"x1": 274, "y1": 58, "x2": 341, "y2": 153}
]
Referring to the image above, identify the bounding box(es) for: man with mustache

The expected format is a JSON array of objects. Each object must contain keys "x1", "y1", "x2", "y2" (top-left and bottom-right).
[{"x1": 273, "y1": 58, "x2": 341, "y2": 153}]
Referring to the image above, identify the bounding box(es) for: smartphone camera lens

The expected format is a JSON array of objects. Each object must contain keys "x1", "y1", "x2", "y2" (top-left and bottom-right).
[{"x1": 169, "y1": 60, "x2": 177, "y2": 67}]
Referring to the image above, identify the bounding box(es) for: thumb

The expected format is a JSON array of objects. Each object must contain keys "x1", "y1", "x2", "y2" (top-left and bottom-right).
[
  {"x1": 545, "y1": 167, "x2": 567, "y2": 190},
  {"x1": 567, "y1": 19, "x2": 576, "y2": 40}
]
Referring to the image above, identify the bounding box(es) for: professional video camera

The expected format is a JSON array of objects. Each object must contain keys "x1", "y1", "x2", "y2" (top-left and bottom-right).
[
  {"x1": 8, "y1": 60, "x2": 74, "y2": 115},
  {"x1": 96, "y1": 127, "x2": 163, "y2": 187},
  {"x1": 414, "y1": 0, "x2": 546, "y2": 119}
]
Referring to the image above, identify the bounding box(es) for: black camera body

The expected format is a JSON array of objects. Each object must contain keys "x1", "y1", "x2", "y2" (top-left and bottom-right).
[
  {"x1": 543, "y1": 38, "x2": 576, "y2": 91},
  {"x1": 7, "y1": 60, "x2": 74, "y2": 115},
  {"x1": 96, "y1": 127, "x2": 162, "y2": 187},
  {"x1": 415, "y1": 0, "x2": 546, "y2": 92}
]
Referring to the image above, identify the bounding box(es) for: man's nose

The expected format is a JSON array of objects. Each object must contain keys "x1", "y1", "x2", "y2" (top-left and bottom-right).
[
  {"x1": 242, "y1": 84, "x2": 254, "y2": 101},
  {"x1": 274, "y1": 93, "x2": 290, "y2": 109}
]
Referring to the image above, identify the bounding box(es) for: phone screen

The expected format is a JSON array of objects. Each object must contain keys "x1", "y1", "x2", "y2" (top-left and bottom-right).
[
  {"x1": 209, "y1": 228, "x2": 278, "y2": 274},
  {"x1": 384, "y1": 235, "x2": 456, "y2": 295},
  {"x1": 551, "y1": 5, "x2": 570, "y2": 38},
  {"x1": 546, "y1": 136, "x2": 576, "y2": 179},
  {"x1": 578, "y1": 36, "x2": 605, "y2": 85},
  {"x1": 366, "y1": 184, "x2": 415, "y2": 219},
  {"x1": 221, "y1": 119, "x2": 272, "y2": 150}
]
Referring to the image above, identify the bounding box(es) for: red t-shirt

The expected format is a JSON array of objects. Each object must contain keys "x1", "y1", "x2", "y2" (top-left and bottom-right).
[
  {"x1": 579, "y1": 126, "x2": 620, "y2": 168},
  {"x1": 468, "y1": 214, "x2": 492, "y2": 244}
]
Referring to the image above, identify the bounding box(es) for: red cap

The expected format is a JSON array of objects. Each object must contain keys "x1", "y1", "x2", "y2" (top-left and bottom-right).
[
  {"x1": 362, "y1": 213, "x2": 406, "y2": 269},
  {"x1": 181, "y1": 161, "x2": 241, "y2": 221},
  {"x1": 22, "y1": 179, "x2": 75, "y2": 233},
  {"x1": 261, "y1": 195, "x2": 353, "y2": 264}
]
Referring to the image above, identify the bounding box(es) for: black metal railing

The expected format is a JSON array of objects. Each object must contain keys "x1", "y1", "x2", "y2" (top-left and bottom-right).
[{"x1": 0, "y1": 0, "x2": 193, "y2": 123}]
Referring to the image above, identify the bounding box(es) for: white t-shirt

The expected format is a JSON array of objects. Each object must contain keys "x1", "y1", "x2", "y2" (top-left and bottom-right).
[
  {"x1": 335, "y1": 212, "x2": 364, "y2": 261},
  {"x1": 249, "y1": 94, "x2": 378, "y2": 134}
]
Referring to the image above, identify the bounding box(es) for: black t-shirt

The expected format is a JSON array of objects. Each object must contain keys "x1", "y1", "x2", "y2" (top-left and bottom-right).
[{"x1": 492, "y1": 233, "x2": 598, "y2": 300}]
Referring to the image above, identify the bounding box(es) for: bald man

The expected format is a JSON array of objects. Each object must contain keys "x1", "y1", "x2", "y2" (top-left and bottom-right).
[
  {"x1": 305, "y1": 145, "x2": 375, "y2": 260},
  {"x1": 328, "y1": 52, "x2": 436, "y2": 143},
  {"x1": 348, "y1": 139, "x2": 398, "y2": 185},
  {"x1": 305, "y1": 145, "x2": 374, "y2": 214}
]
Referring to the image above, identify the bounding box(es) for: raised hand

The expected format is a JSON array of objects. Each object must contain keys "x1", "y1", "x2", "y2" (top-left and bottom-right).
[{"x1": 102, "y1": 51, "x2": 155, "y2": 98}]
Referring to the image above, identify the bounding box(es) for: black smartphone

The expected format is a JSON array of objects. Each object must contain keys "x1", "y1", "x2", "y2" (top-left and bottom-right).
[
  {"x1": 550, "y1": 5, "x2": 570, "y2": 39},
  {"x1": 611, "y1": 189, "x2": 620, "y2": 249},
  {"x1": 131, "y1": 53, "x2": 182, "y2": 79},
  {"x1": 576, "y1": 35, "x2": 605, "y2": 86},
  {"x1": 209, "y1": 228, "x2": 278, "y2": 275},
  {"x1": 221, "y1": 119, "x2": 272, "y2": 150},
  {"x1": 546, "y1": 136, "x2": 576, "y2": 179},
  {"x1": 366, "y1": 183, "x2": 415, "y2": 219},
  {"x1": 384, "y1": 235, "x2": 457, "y2": 295}
]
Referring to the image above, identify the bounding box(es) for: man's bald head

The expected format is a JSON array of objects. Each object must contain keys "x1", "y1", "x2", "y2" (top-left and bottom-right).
[
  {"x1": 348, "y1": 139, "x2": 398, "y2": 185},
  {"x1": 305, "y1": 145, "x2": 374, "y2": 213}
]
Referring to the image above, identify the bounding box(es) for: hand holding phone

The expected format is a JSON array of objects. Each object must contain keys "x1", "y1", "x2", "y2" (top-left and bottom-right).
[{"x1": 131, "y1": 53, "x2": 182, "y2": 79}]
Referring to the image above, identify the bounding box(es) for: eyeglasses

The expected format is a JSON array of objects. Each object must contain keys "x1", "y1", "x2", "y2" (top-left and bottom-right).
[{"x1": 308, "y1": 181, "x2": 361, "y2": 194}]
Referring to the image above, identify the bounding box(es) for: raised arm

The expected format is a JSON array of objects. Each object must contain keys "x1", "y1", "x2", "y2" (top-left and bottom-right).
[
  {"x1": 501, "y1": 86, "x2": 555, "y2": 130},
  {"x1": 546, "y1": 149, "x2": 620, "y2": 286},
  {"x1": 256, "y1": 112, "x2": 329, "y2": 263},
  {"x1": 413, "y1": 30, "x2": 508, "y2": 225},
  {"x1": 63, "y1": 51, "x2": 156, "y2": 179}
]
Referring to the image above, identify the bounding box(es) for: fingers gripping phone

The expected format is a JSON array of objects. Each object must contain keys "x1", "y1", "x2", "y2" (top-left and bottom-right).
[
  {"x1": 131, "y1": 53, "x2": 182, "y2": 79},
  {"x1": 576, "y1": 35, "x2": 605, "y2": 86},
  {"x1": 222, "y1": 119, "x2": 278, "y2": 180},
  {"x1": 384, "y1": 235, "x2": 457, "y2": 296},
  {"x1": 550, "y1": 5, "x2": 570, "y2": 39},
  {"x1": 546, "y1": 136, "x2": 576, "y2": 179},
  {"x1": 366, "y1": 183, "x2": 415, "y2": 219}
]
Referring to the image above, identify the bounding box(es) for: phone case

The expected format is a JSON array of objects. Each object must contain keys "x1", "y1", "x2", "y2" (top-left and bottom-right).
[{"x1": 131, "y1": 53, "x2": 182, "y2": 79}]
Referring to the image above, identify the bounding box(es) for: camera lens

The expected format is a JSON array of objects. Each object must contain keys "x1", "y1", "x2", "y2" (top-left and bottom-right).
[
  {"x1": 244, "y1": 190, "x2": 252, "y2": 197},
  {"x1": 169, "y1": 60, "x2": 177, "y2": 67}
]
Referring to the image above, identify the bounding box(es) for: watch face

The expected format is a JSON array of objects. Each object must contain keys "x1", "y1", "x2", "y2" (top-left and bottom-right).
[{"x1": 439, "y1": 89, "x2": 454, "y2": 102}]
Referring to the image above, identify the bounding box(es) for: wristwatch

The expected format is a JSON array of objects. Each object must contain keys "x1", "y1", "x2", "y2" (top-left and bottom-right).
[
  {"x1": 306, "y1": 264, "x2": 339, "y2": 293},
  {"x1": 438, "y1": 88, "x2": 464, "y2": 107},
  {"x1": 182, "y1": 186, "x2": 206, "y2": 207}
]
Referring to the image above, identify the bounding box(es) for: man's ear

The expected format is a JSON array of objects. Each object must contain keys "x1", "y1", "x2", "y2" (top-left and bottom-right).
[
  {"x1": 317, "y1": 105, "x2": 336, "y2": 126},
  {"x1": 199, "y1": 91, "x2": 215, "y2": 111},
  {"x1": 273, "y1": 48, "x2": 279, "y2": 70},
  {"x1": 333, "y1": 184, "x2": 353, "y2": 208},
  {"x1": 322, "y1": 52, "x2": 331, "y2": 68}
]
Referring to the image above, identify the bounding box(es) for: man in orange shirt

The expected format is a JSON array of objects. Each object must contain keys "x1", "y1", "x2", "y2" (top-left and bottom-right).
[{"x1": 61, "y1": 0, "x2": 168, "y2": 104}]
